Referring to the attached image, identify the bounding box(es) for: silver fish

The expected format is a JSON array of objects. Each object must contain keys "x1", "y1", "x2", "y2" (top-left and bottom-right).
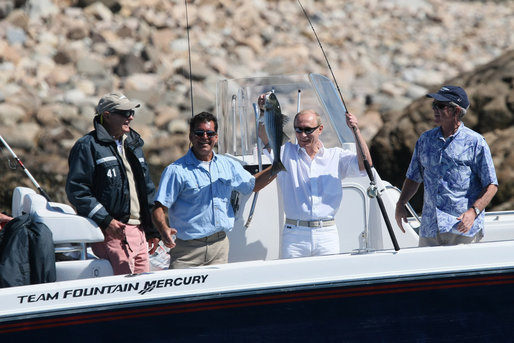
[{"x1": 263, "y1": 92, "x2": 288, "y2": 175}]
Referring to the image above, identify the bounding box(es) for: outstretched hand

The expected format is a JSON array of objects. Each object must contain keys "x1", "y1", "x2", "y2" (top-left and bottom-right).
[
  {"x1": 345, "y1": 112, "x2": 359, "y2": 130},
  {"x1": 257, "y1": 92, "x2": 272, "y2": 113}
]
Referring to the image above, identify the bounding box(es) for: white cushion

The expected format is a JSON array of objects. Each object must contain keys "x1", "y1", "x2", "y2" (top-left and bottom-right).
[
  {"x1": 23, "y1": 192, "x2": 105, "y2": 244},
  {"x1": 12, "y1": 186, "x2": 36, "y2": 217}
]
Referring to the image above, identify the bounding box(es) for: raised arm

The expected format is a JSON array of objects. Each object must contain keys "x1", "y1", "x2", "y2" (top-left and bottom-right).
[
  {"x1": 253, "y1": 165, "x2": 277, "y2": 192},
  {"x1": 346, "y1": 112, "x2": 372, "y2": 170}
]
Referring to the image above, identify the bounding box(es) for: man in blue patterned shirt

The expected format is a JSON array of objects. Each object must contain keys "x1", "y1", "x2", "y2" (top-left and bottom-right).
[{"x1": 395, "y1": 85, "x2": 498, "y2": 246}]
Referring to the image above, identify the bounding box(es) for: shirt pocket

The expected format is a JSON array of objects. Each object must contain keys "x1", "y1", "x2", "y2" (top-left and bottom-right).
[
  {"x1": 213, "y1": 177, "x2": 233, "y2": 201},
  {"x1": 181, "y1": 178, "x2": 202, "y2": 202},
  {"x1": 443, "y1": 149, "x2": 473, "y2": 190}
]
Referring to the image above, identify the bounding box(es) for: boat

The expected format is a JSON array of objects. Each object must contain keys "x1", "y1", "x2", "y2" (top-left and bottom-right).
[{"x1": 1, "y1": 73, "x2": 514, "y2": 342}]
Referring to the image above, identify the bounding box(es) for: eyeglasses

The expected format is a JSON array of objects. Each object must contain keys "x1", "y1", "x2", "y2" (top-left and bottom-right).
[
  {"x1": 110, "y1": 110, "x2": 135, "y2": 118},
  {"x1": 294, "y1": 125, "x2": 320, "y2": 134},
  {"x1": 193, "y1": 130, "x2": 217, "y2": 137},
  {"x1": 431, "y1": 102, "x2": 453, "y2": 111}
]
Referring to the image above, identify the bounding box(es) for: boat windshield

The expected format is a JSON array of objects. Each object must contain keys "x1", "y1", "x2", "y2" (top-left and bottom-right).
[{"x1": 216, "y1": 73, "x2": 355, "y2": 158}]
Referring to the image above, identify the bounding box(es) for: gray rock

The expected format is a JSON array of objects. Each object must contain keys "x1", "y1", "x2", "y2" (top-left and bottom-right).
[
  {"x1": 6, "y1": 25, "x2": 25, "y2": 44},
  {"x1": 26, "y1": 0, "x2": 58, "y2": 19},
  {"x1": 76, "y1": 57, "x2": 107, "y2": 76},
  {"x1": 0, "y1": 103, "x2": 26, "y2": 125}
]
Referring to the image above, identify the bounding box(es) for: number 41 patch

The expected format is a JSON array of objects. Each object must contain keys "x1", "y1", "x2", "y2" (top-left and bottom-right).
[{"x1": 107, "y1": 168, "x2": 117, "y2": 178}]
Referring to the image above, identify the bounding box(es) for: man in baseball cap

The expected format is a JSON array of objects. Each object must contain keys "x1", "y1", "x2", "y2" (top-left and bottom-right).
[
  {"x1": 66, "y1": 92, "x2": 161, "y2": 275},
  {"x1": 395, "y1": 84, "x2": 498, "y2": 247}
]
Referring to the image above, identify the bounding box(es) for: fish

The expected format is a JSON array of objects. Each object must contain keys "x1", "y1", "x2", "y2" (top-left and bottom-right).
[{"x1": 262, "y1": 92, "x2": 289, "y2": 175}]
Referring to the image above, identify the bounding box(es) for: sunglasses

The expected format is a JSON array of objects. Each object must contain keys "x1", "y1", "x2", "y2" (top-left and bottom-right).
[
  {"x1": 294, "y1": 125, "x2": 320, "y2": 134},
  {"x1": 110, "y1": 110, "x2": 135, "y2": 118},
  {"x1": 431, "y1": 102, "x2": 453, "y2": 111},
  {"x1": 193, "y1": 130, "x2": 217, "y2": 137}
]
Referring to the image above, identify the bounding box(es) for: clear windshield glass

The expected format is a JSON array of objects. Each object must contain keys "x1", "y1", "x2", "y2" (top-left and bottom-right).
[{"x1": 216, "y1": 73, "x2": 355, "y2": 159}]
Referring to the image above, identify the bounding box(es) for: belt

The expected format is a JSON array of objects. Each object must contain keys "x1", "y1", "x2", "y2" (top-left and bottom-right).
[
  {"x1": 285, "y1": 218, "x2": 336, "y2": 228},
  {"x1": 196, "y1": 231, "x2": 226, "y2": 242}
]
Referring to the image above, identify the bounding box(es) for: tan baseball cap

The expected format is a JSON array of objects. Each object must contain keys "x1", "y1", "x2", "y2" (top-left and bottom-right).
[{"x1": 95, "y1": 92, "x2": 140, "y2": 115}]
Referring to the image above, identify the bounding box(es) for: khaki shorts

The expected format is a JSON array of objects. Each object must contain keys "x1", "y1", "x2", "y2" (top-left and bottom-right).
[{"x1": 418, "y1": 230, "x2": 483, "y2": 247}]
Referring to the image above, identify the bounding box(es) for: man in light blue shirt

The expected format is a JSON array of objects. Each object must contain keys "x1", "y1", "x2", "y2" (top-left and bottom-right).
[
  {"x1": 395, "y1": 85, "x2": 498, "y2": 246},
  {"x1": 152, "y1": 112, "x2": 275, "y2": 268}
]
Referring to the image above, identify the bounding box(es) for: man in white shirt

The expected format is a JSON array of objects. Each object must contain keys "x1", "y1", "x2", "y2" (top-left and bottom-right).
[{"x1": 258, "y1": 97, "x2": 372, "y2": 258}]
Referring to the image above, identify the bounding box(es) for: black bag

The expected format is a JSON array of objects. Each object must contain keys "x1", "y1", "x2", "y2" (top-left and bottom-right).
[{"x1": 0, "y1": 213, "x2": 56, "y2": 288}]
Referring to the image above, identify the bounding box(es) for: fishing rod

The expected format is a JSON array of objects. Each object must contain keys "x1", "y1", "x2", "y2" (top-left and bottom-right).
[
  {"x1": 297, "y1": 89, "x2": 302, "y2": 113},
  {"x1": 185, "y1": 0, "x2": 194, "y2": 116},
  {"x1": 0, "y1": 135, "x2": 52, "y2": 202},
  {"x1": 297, "y1": 0, "x2": 400, "y2": 251}
]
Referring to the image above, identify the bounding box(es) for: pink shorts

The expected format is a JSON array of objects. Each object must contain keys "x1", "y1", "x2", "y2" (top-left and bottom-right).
[{"x1": 92, "y1": 224, "x2": 150, "y2": 275}]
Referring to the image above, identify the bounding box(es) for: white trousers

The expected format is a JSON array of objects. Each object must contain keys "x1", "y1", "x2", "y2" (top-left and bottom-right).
[{"x1": 281, "y1": 224, "x2": 340, "y2": 259}]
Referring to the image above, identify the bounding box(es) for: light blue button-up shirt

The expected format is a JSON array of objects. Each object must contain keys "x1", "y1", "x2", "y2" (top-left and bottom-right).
[
  {"x1": 154, "y1": 149, "x2": 255, "y2": 240},
  {"x1": 406, "y1": 123, "x2": 498, "y2": 238}
]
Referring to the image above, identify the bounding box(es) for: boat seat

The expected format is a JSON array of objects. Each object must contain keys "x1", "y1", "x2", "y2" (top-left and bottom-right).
[
  {"x1": 12, "y1": 187, "x2": 113, "y2": 280},
  {"x1": 20, "y1": 190, "x2": 104, "y2": 244},
  {"x1": 11, "y1": 186, "x2": 37, "y2": 217}
]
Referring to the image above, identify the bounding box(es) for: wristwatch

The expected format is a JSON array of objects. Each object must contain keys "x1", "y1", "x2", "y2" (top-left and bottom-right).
[{"x1": 472, "y1": 206, "x2": 481, "y2": 216}]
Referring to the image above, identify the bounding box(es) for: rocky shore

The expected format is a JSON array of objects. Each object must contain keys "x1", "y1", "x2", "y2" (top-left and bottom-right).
[{"x1": 0, "y1": 0, "x2": 513, "y2": 213}]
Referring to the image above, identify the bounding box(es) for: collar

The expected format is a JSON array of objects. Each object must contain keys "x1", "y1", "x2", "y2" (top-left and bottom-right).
[
  {"x1": 185, "y1": 148, "x2": 217, "y2": 165},
  {"x1": 438, "y1": 122, "x2": 464, "y2": 141},
  {"x1": 296, "y1": 140, "x2": 325, "y2": 157}
]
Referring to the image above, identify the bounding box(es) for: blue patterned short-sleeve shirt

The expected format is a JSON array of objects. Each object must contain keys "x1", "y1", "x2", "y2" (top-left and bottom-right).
[{"x1": 406, "y1": 123, "x2": 497, "y2": 238}]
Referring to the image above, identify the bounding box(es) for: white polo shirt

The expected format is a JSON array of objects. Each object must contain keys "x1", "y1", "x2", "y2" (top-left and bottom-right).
[{"x1": 272, "y1": 141, "x2": 364, "y2": 221}]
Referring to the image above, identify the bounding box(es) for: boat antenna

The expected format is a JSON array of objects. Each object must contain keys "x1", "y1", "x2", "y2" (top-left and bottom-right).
[
  {"x1": 185, "y1": 0, "x2": 194, "y2": 116},
  {"x1": 297, "y1": 0, "x2": 400, "y2": 251},
  {"x1": 0, "y1": 135, "x2": 52, "y2": 202}
]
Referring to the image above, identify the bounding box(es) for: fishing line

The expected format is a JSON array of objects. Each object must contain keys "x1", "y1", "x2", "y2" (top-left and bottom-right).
[
  {"x1": 298, "y1": 0, "x2": 373, "y2": 171},
  {"x1": 185, "y1": 0, "x2": 194, "y2": 116},
  {"x1": 297, "y1": 0, "x2": 369, "y2": 167},
  {"x1": 297, "y1": 0, "x2": 348, "y2": 111}
]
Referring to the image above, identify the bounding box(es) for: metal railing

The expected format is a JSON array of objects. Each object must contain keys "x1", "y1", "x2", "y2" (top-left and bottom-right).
[{"x1": 385, "y1": 185, "x2": 422, "y2": 224}]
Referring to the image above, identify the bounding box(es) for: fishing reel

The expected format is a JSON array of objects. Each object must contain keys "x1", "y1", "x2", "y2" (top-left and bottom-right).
[{"x1": 366, "y1": 183, "x2": 380, "y2": 198}]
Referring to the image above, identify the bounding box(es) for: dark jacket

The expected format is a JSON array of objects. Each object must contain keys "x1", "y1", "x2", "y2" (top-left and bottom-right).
[
  {"x1": 65, "y1": 117, "x2": 159, "y2": 239},
  {"x1": 0, "y1": 213, "x2": 56, "y2": 288}
]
